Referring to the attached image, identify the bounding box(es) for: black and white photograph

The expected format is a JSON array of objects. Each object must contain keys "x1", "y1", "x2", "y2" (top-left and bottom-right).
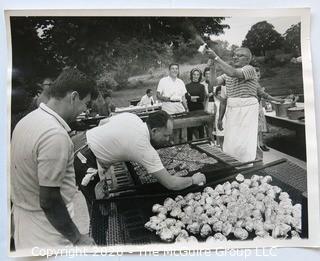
[{"x1": 6, "y1": 8, "x2": 320, "y2": 256}]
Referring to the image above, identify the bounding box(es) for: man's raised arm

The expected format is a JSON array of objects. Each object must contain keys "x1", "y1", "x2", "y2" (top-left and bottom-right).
[
  {"x1": 209, "y1": 59, "x2": 224, "y2": 87},
  {"x1": 207, "y1": 49, "x2": 245, "y2": 79}
]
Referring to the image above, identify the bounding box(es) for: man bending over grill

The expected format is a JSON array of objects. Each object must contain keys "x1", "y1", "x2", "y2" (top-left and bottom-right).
[{"x1": 74, "y1": 110, "x2": 206, "y2": 214}]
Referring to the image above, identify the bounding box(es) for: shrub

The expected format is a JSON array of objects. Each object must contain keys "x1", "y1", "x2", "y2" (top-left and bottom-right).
[
  {"x1": 262, "y1": 67, "x2": 277, "y2": 78},
  {"x1": 255, "y1": 56, "x2": 266, "y2": 64},
  {"x1": 96, "y1": 72, "x2": 118, "y2": 91}
]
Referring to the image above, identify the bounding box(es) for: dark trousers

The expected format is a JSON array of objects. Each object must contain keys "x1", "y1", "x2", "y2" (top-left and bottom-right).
[
  {"x1": 187, "y1": 126, "x2": 205, "y2": 141},
  {"x1": 74, "y1": 145, "x2": 100, "y2": 216}
]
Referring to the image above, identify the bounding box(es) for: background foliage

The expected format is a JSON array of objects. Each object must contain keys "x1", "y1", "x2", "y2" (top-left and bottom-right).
[
  {"x1": 11, "y1": 16, "x2": 229, "y2": 93},
  {"x1": 10, "y1": 17, "x2": 301, "y2": 112}
]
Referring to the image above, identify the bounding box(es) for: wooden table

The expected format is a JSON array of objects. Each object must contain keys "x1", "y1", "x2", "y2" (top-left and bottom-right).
[
  {"x1": 265, "y1": 110, "x2": 305, "y2": 141},
  {"x1": 171, "y1": 110, "x2": 214, "y2": 143}
]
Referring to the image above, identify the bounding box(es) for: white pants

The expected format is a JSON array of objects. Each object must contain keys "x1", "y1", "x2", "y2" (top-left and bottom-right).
[{"x1": 223, "y1": 97, "x2": 259, "y2": 163}]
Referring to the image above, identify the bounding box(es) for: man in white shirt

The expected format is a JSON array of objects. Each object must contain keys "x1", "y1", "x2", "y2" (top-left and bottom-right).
[
  {"x1": 156, "y1": 63, "x2": 189, "y2": 114},
  {"x1": 138, "y1": 88, "x2": 155, "y2": 106},
  {"x1": 74, "y1": 111, "x2": 206, "y2": 213},
  {"x1": 11, "y1": 68, "x2": 98, "y2": 249}
]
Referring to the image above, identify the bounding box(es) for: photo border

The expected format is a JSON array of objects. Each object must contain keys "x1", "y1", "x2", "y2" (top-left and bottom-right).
[{"x1": 5, "y1": 7, "x2": 320, "y2": 257}]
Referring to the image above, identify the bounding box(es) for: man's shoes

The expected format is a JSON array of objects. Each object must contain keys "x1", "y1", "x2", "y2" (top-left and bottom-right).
[{"x1": 260, "y1": 145, "x2": 270, "y2": 152}]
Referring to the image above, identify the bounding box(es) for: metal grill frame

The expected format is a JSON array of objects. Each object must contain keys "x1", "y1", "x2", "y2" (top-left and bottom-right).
[{"x1": 91, "y1": 160, "x2": 308, "y2": 245}]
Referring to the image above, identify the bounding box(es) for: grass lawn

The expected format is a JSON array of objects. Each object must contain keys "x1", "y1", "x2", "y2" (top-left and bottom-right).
[
  {"x1": 112, "y1": 63, "x2": 209, "y2": 107},
  {"x1": 259, "y1": 63, "x2": 303, "y2": 96}
]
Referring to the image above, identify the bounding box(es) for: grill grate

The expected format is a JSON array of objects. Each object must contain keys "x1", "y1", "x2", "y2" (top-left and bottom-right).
[
  {"x1": 128, "y1": 143, "x2": 219, "y2": 186},
  {"x1": 91, "y1": 161, "x2": 308, "y2": 245},
  {"x1": 195, "y1": 143, "x2": 241, "y2": 166},
  {"x1": 106, "y1": 162, "x2": 135, "y2": 191},
  {"x1": 105, "y1": 202, "x2": 124, "y2": 245},
  {"x1": 262, "y1": 161, "x2": 307, "y2": 193}
]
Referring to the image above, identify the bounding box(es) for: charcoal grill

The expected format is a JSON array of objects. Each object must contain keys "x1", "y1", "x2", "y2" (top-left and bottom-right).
[
  {"x1": 90, "y1": 141, "x2": 308, "y2": 245},
  {"x1": 104, "y1": 140, "x2": 248, "y2": 197},
  {"x1": 192, "y1": 140, "x2": 241, "y2": 166},
  {"x1": 91, "y1": 160, "x2": 308, "y2": 245}
]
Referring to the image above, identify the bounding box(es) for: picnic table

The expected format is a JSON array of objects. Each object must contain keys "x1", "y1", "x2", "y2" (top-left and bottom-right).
[
  {"x1": 171, "y1": 110, "x2": 214, "y2": 143},
  {"x1": 264, "y1": 110, "x2": 305, "y2": 141}
]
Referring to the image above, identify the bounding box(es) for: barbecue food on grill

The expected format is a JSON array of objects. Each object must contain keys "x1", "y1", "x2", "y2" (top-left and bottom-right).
[
  {"x1": 292, "y1": 204, "x2": 302, "y2": 218},
  {"x1": 212, "y1": 220, "x2": 223, "y2": 232},
  {"x1": 144, "y1": 221, "x2": 157, "y2": 231},
  {"x1": 157, "y1": 213, "x2": 166, "y2": 221},
  {"x1": 234, "y1": 227, "x2": 249, "y2": 240},
  {"x1": 170, "y1": 207, "x2": 182, "y2": 218},
  {"x1": 145, "y1": 174, "x2": 302, "y2": 242},
  {"x1": 279, "y1": 192, "x2": 290, "y2": 201},
  {"x1": 200, "y1": 224, "x2": 212, "y2": 238},
  {"x1": 272, "y1": 223, "x2": 291, "y2": 238},
  {"x1": 187, "y1": 222, "x2": 201, "y2": 235},
  {"x1": 152, "y1": 204, "x2": 162, "y2": 213},
  {"x1": 131, "y1": 163, "x2": 158, "y2": 184},
  {"x1": 213, "y1": 233, "x2": 227, "y2": 241},
  {"x1": 187, "y1": 236, "x2": 198, "y2": 242},
  {"x1": 235, "y1": 174, "x2": 244, "y2": 182},
  {"x1": 170, "y1": 225, "x2": 182, "y2": 237},
  {"x1": 130, "y1": 144, "x2": 217, "y2": 184},
  {"x1": 291, "y1": 230, "x2": 301, "y2": 238},
  {"x1": 175, "y1": 230, "x2": 189, "y2": 242},
  {"x1": 194, "y1": 206, "x2": 204, "y2": 215},
  {"x1": 158, "y1": 227, "x2": 175, "y2": 242},
  {"x1": 205, "y1": 233, "x2": 227, "y2": 242},
  {"x1": 164, "y1": 197, "x2": 176, "y2": 210},
  {"x1": 183, "y1": 205, "x2": 194, "y2": 216},
  {"x1": 222, "y1": 222, "x2": 233, "y2": 236}
]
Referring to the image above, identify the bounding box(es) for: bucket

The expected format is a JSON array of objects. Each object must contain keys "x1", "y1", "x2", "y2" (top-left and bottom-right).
[
  {"x1": 287, "y1": 107, "x2": 304, "y2": 120},
  {"x1": 271, "y1": 100, "x2": 294, "y2": 117}
]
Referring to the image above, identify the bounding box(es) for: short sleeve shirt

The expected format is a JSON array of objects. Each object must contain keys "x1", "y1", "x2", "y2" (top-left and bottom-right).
[
  {"x1": 138, "y1": 94, "x2": 155, "y2": 106},
  {"x1": 157, "y1": 76, "x2": 187, "y2": 114},
  {"x1": 220, "y1": 86, "x2": 227, "y2": 99},
  {"x1": 11, "y1": 103, "x2": 77, "y2": 211},
  {"x1": 218, "y1": 65, "x2": 259, "y2": 99},
  {"x1": 86, "y1": 113, "x2": 164, "y2": 174}
]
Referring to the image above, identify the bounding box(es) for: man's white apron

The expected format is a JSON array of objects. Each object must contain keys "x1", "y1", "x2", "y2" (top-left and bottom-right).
[{"x1": 223, "y1": 97, "x2": 259, "y2": 163}]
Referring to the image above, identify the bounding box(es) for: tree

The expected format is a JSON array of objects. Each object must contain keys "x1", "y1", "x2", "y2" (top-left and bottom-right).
[
  {"x1": 283, "y1": 22, "x2": 301, "y2": 56},
  {"x1": 212, "y1": 40, "x2": 233, "y2": 60},
  {"x1": 10, "y1": 17, "x2": 61, "y2": 95},
  {"x1": 242, "y1": 21, "x2": 284, "y2": 56},
  {"x1": 10, "y1": 16, "x2": 230, "y2": 91},
  {"x1": 230, "y1": 44, "x2": 239, "y2": 53}
]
